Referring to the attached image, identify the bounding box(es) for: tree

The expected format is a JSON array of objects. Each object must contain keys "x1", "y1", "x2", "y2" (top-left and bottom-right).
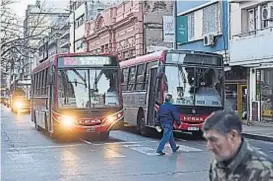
[{"x1": 0, "y1": 0, "x2": 63, "y2": 77}]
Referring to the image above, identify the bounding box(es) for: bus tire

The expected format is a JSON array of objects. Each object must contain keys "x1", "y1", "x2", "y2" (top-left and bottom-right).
[
  {"x1": 137, "y1": 111, "x2": 148, "y2": 136},
  {"x1": 49, "y1": 124, "x2": 60, "y2": 139},
  {"x1": 35, "y1": 121, "x2": 43, "y2": 131},
  {"x1": 99, "y1": 131, "x2": 109, "y2": 141}
]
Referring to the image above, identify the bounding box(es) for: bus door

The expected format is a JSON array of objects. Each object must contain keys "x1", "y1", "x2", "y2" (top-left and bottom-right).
[
  {"x1": 147, "y1": 67, "x2": 159, "y2": 126},
  {"x1": 47, "y1": 67, "x2": 54, "y2": 132}
]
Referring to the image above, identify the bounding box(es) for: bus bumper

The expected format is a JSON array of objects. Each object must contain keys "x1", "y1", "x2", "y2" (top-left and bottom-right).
[
  {"x1": 174, "y1": 122, "x2": 203, "y2": 132},
  {"x1": 71, "y1": 118, "x2": 124, "y2": 133}
]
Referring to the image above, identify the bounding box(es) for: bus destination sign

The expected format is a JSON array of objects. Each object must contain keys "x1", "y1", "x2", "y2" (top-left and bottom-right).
[{"x1": 58, "y1": 56, "x2": 117, "y2": 67}]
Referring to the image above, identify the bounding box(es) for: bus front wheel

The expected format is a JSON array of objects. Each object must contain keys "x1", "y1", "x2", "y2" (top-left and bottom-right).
[{"x1": 137, "y1": 112, "x2": 148, "y2": 136}]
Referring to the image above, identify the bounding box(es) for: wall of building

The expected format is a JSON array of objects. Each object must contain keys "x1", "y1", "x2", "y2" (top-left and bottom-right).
[
  {"x1": 69, "y1": 2, "x2": 86, "y2": 52},
  {"x1": 85, "y1": 0, "x2": 173, "y2": 61},
  {"x1": 176, "y1": 1, "x2": 229, "y2": 55},
  {"x1": 228, "y1": 1, "x2": 273, "y2": 122}
]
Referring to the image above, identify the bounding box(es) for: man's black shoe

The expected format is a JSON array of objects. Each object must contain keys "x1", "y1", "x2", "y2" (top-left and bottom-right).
[
  {"x1": 174, "y1": 146, "x2": 179, "y2": 152},
  {"x1": 156, "y1": 151, "x2": 165, "y2": 156}
]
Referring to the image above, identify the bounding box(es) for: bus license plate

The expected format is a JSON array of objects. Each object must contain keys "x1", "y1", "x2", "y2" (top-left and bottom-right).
[
  {"x1": 86, "y1": 128, "x2": 95, "y2": 132},
  {"x1": 188, "y1": 127, "x2": 199, "y2": 131}
]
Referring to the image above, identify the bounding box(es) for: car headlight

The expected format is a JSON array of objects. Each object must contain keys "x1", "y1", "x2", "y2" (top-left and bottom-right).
[
  {"x1": 15, "y1": 101, "x2": 23, "y2": 109},
  {"x1": 60, "y1": 115, "x2": 75, "y2": 127}
]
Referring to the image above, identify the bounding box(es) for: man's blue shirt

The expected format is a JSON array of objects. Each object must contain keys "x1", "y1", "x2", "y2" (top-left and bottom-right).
[{"x1": 156, "y1": 102, "x2": 180, "y2": 126}]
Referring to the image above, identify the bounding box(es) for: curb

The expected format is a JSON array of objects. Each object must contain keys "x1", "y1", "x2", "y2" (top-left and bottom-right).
[{"x1": 242, "y1": 133, "x2": 273, "y2": 142}]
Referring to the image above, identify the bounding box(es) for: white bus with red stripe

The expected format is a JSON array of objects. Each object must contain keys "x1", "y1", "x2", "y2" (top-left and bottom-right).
[
  {"x1": 120, "y1": 49, "x2": 224, "y2": 137},
  {"x1": 31, "y1": 52, "x2": 124, "y2": 140}
]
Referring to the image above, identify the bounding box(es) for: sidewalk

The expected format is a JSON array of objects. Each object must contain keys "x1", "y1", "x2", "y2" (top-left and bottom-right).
[{"x1": 242, "y1": 120, "x2": 273, "y2": 142}]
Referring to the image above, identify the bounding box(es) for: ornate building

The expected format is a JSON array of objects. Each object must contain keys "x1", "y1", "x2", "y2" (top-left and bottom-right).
[{"x1": 84, "y1": 1, "x2": 173, "y2": 61}]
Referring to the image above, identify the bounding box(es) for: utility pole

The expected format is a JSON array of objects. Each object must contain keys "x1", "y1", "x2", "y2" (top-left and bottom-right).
[
  {"x1": 173, "y1": 0, "x2": 177, "y2": 50},
  {"x1": 73, "y1": 11, "x2": 76, "y2": 52}
]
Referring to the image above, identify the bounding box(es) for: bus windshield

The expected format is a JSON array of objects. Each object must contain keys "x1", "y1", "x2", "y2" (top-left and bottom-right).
[
  {"x1": 58, "y1": 68, "x2": 120, "y2": 108},
  {"x1": 164, "y1": 65, "x2": 223, "y2": 107}
]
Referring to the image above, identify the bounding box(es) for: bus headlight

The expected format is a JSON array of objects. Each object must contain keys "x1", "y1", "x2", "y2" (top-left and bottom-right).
[
  {"x1": 107, "y1": 115, "x2": 115, "y2": 123},
  {"x1": 14, "y1": 101, "x2": 24, "y2": 109},
  {"x1": 60, "y1": 115, "x2": 75, "y2": 127}
]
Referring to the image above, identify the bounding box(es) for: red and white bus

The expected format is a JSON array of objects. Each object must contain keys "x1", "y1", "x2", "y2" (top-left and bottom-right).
[
  {"x1": 31, "y1": 52, "x2": 124, "y2": 140},
  {"x1": 120, "y1": 49, "x2": 224, "y2": 137}
]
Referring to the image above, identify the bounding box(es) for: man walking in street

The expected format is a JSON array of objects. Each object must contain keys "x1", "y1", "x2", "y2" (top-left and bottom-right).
[
  {"x1": 156, "y1": 94, "x2": 181, "y2": 155},
  {"x1": 203, "y1": 110, "x2": 273, "y2": 181}
]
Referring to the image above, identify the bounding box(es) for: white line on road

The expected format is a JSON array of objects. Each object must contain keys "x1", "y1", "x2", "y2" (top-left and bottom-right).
[
  {"x1": 166, "y1": 144, "x2": 203, "y2": 152},
  {"x1": 175, "y1": 138, "x2": 187, "y2": 142},
  {"x1": 8, "y1": 143, "x2": 85, "y2": 151},
  {"x1": 80, "y1": 139, "x2": 158, "y2": 146}
]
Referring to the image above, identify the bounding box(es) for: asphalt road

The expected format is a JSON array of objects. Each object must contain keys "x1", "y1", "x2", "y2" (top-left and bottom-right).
[{"x1": 1, "y1": 105, "x2": 273, "y2": 181}]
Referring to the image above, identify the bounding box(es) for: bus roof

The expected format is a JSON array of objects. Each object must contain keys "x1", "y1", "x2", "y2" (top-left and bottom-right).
[
  {"x1": 120, "y1": 50, "x2": 165, "y2": 68},
  {"x1": 120, "y1": 49, "x2": 223, "y2": 68},
  {"x1": 32, "y1": 52, "x2": 118, "y2": 74}
]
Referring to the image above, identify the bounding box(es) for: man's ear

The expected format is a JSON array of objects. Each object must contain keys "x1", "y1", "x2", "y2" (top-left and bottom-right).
[{"x1": 229, "y1": 129, "x2": 240, "y2": 140}]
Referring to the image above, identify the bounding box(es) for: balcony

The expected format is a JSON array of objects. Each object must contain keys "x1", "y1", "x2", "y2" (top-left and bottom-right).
[
  {"x1": 60, "y1": 29, "x2": 69, "y2": 39},
  {"x1": 229, "y1": 28, "x2": 273, "y2": 66},
  {"x1": 59, "y1": 39, "x2": 70, "y2": 48}
]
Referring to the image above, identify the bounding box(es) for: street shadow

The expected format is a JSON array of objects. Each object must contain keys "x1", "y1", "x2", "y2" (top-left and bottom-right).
[{"x1": 121, "y1": 126, "x2": 205, "y2": 141}]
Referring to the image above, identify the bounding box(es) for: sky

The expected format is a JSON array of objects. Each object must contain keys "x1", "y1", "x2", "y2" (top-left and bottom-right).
[{"x1": 9, "y1": 0, "x2": 70, "y2": 18}]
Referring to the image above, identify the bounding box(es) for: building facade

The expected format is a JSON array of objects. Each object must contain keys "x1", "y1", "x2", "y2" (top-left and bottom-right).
[
  {"x1": 176, "y1": 1, "x2": 229, "y2": 61},
  {"x1": 84, "y1": 1, "x2": 173, "y2": 61},
  {"x1": 23, "y1": 3, "x2": 69, "y2": 78},
  {"x1": 229, "y1": 1, "x2": 273, "y2": 122},
  {"x1": 69, "y1": 0, "x2": 121, "y2": 53},
  {"x1": 175, "y1": 1, "x2": 250, "y2": 119}
]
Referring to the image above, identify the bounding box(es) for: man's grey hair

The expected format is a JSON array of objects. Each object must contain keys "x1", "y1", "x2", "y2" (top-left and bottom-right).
[
  {"x1": 165, "y1": 93, "x2": 172, "y2": 102},
  {"x1": 203, "y1": 110, "x2": 242, "y2": 136}
]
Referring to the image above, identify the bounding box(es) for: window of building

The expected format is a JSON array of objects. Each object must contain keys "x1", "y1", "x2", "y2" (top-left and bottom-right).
[
  {"x1": 247, "y1": 8, "x2": 258, "y2": 32},
  {"x1": 202, "y1": 3, "x2": 219, "y2": 35},
  {"x1": 256, "y1": 68, "x2": 273, "y2": 122},
  {"x1": 188, "y1": 13, "x2": 195, "y2": 40}
]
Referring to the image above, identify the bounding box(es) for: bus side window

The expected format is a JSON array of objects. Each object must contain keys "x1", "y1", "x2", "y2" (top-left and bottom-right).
[
  {"x1": 136, "y1": 64, "x2": 145, "y2": 91},
  {"x1": 122, "y1": 68, "x2": 129, "y2": 91},
  {"x1": 128, "y1": 66, "x2": 136, "y2": 91}
]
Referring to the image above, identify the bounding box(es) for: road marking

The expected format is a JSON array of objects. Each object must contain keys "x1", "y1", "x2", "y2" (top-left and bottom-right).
[
  {"x1": 80, "y1": 139, "x2": 158, "y2": 146},
  {"x1": 103, "y1": 148, "x2": 126, "y2": 158},
  {"x1": 7, "y1": 152, "x2": 34, "y2": 162},
  {"x1": 269, "y1": 150, "x2": 273, "y2": 153},
  {"x1": 175, "y1": 138, "x2": 187, "y2": 142},
  {"x1": 122, "y1": 143, "x2": 203, "y2": 156},
  {"x1": 8, "y1": 144, "x2": 85, "y2": 151},
  {"x1": 129, "y1": 146, "x2": 159, "y2": 156},
  {"x1": 166, "y1": 144, "x2": 203, "y2": 152}
]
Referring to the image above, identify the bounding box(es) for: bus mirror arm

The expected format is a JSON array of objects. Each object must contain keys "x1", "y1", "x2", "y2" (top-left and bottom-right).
[
  {"x1": 156, "y1": 72, "x2": 163, "y2": 79},
  {"x1": 48, "y1": 75, "x2": 53, "y2": 85},
  {"x1": 120, "y1": 71, "x2": 124, "y2": 83}
]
